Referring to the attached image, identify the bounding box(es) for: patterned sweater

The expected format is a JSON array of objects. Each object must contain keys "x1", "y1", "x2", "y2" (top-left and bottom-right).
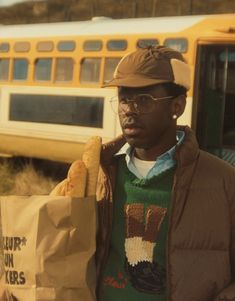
[{"x1": 99, "y1": 156, "x2": 175, "y2": 301}]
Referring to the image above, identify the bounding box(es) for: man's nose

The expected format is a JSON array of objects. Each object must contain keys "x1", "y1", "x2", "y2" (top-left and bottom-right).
[{"x1": 123, "y1": 101, "x2": 138, "y2": 115}]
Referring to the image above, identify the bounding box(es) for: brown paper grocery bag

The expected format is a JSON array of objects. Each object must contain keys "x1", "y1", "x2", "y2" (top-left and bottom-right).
[{"x1": 0, "y1": 195, "x2": 97, "y2": 301}]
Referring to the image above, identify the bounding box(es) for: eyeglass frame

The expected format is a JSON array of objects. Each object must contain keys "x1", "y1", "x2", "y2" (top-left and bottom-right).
[{"x1": 109, "y1": 93, "x2": 175, "y2": 114}]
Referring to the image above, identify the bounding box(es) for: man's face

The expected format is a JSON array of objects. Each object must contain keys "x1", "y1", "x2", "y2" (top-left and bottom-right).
[{"x1": 118, "y1": 84, "x2": 176, "y2": 149}]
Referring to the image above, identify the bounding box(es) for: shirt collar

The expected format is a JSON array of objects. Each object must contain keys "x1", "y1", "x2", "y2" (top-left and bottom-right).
[{"x1": 115, "y1": 130, "x2": 185, "y2": 162}]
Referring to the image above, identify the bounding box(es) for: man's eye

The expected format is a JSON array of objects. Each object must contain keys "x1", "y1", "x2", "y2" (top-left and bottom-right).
[
  {"x1": 138, "y1": 95, "x2": 150, "y2": 102},
  {"x1": 119, "y1": 98, "x2": 127, "y2": 104}
]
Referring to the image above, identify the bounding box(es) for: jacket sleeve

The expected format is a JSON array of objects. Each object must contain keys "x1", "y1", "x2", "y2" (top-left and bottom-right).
[
  {"x1": 214, "y1": 284, "x2": 235, "y2": 301},
  {"x1": 214, "y1": 182, "x2": 235, "y2": 301}
]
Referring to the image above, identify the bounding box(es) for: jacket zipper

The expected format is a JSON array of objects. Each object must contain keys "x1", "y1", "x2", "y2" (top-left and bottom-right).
[
  {"x1": 166, "y1": 163, "x2": 180, "y2": 301},
  {"x1": 97, "y1": 167, "x2": 114, "y2": 300}
]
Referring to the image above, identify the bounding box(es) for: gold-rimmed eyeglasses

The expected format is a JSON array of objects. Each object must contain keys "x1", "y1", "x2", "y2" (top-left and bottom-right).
[{"x1": 110, "y1": 94, "x2": 174, "y2": 114}]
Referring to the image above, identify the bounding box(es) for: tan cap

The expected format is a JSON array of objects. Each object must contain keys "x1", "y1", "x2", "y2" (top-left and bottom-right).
[{"x1": 103, "y1": 45, "x2": 191, "y2": 90}]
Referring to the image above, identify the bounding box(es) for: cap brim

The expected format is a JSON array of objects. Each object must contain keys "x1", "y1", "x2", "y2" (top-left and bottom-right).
[{"x1": 102, "y1": 75, "x2": 170, "y2": 88}]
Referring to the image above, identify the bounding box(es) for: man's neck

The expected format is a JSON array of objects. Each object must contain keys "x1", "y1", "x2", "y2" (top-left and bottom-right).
[{"x1": 134, "y1": 135, "x2": 177, "y2": 161}]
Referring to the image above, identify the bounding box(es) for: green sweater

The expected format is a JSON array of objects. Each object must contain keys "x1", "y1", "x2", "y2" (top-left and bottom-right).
[{"x1": 100, "y1": 156, "x2": 175, "y2": 301}]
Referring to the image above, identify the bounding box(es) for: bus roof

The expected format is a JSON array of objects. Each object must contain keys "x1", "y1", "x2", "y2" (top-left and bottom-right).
[{"x1": 0, "y1": 15, "x2": 215, "y2": 38}]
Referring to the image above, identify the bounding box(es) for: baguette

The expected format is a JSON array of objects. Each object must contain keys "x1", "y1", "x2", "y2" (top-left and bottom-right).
[
  {"x1": 50, "y1": 179, "x2": 68, "y2": 196},
  {"x1": 82, "y1": 136, "x2": 102, "y2": 196},
  {"x1": 67, "y1": 160, "x2": 87, "y2": 197},
  {"x1": 50, "y1": 161, "x2": 87, "y2": 197}
]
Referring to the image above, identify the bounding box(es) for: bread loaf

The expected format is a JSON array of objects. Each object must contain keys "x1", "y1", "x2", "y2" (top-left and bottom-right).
[
  {"x1": 50, "y1": 136, "x2": 101, "y2": 198},
  {"x1": 82, "y1": 136, "x2": 102, "y2": 196},
  {"x1": 50, "y1": 179, "x2": 68, "y2": 196},
  {"x1": 67, "y1": 160, "x2": 87, "y2": 197}
]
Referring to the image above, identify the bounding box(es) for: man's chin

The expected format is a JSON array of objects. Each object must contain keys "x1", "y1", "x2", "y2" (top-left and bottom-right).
[{"x1": 124, "y1": 135, "x2": 146, "y2": 148}]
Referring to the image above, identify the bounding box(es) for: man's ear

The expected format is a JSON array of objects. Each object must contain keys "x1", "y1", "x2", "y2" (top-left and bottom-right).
[{"x1": 171, "y1": 95, "x2": 186, "y2": 119}]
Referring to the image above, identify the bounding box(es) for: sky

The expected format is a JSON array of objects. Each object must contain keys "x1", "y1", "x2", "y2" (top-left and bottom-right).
[
  {"x1": 0, "y1": 0, "x2": 27, "y2": 6},
  {"x1": 0, "y1": 0, "x2": 42, "y2": 6}
]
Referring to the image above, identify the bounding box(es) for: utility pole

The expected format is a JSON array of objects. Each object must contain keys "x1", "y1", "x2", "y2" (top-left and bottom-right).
[
  {"x1": 189, "y1": 0, "x2": 193, "y2": 14},
  {"x1": 177, "y1": 0, "x2": 181, "y2": 15},
  {"x1": 152, "y1": 0, "x2": 158, "y2": 17},
  {"x1": 132, "y1": 0, "x2": 137, "y2": 17},
  {"x1": 91, "y1": 0, "x2": 98, "y2": 17}
]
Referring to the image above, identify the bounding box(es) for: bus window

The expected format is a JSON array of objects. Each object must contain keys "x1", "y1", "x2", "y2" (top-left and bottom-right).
[
  {"x1": 103, "y1": 57, "x2": 121, "y2": 83},
  {"x1": 35, "y1": 58, "x2": 52, "y2": 81},
  {"x1": 9, "y1": 94, "x2": 104, "y2": 128},
  {"x1": 80, "y1": 58, "x2": 101, "y2": 84},
  {"x1": 137, "y1": 39, "x2": 159, "y2": 48},
  {"x1": 55, "y1": 58, "x2": 74, "y2": 82},
  {"x1": 14, "y1": 42, "x2": 30, "y2": 52},
  {"x1": 0, "y1": 59, "x2": 9, "y2": 80},
  {"x1": 107, "y1": 40, "x2": 127, "y2": 51},
  {"x1": 57, "y1": 41, "x2": 76, "y2": 52},
  {"x1": 83, "y1": 40, "x2": 103, "y2": 51},
  {"x1": 164, "y1": 38, "x2": 188, "y2": 53},
  {"x1": 37, "y1": 41, "x2": 54, "y2": 52},
  {"x1": 13, "y1": 58, "x2": 28, "y2": 80},
  {"x1": 0, "y1": 43, "x2": 10, "y2": 53}
]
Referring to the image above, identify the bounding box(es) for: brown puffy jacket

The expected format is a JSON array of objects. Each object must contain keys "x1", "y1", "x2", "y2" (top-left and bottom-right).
[{"x1": 96, "y1": 126, "x2": 235, "y2": 301}]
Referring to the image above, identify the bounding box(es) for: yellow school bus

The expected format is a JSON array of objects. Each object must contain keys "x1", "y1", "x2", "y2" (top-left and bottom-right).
[{"x1": 0, "y1": 14, "x2": 234, "y2": 165}]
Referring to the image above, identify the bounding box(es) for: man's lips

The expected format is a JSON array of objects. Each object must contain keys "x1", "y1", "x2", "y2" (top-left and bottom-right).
[
  {"x1": 123, "y1": 123, "x2": 144, "y2": 135},
  {"x1": 124, "y1": 128, "x2": 143, "y2": 135}
]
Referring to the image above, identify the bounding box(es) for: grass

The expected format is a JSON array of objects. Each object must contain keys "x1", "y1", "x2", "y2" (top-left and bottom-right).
[{"x1": 0, "y1": 158, "x2": 63, "y2": 195}]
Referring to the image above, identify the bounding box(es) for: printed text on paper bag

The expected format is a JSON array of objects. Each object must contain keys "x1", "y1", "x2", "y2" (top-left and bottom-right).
[{"x1": 2, "y1": 236, "x2": 27, "y2": 285}]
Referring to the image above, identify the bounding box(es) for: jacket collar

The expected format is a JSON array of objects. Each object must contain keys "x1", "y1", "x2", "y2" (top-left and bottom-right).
[
  {"x1": 174, "y1": 125, "x2": 199, "y2": 167},
  {"x1": 101, "y1": 125, "x2": 199, "y2": 168},
  {"x1": 101, "y1": 134, "x2": 126, "y2": 166}
]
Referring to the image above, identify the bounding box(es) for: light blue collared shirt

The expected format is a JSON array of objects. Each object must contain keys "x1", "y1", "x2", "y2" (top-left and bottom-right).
[{"x1": 115, "y1": 130, "x2": 185, "y2": 179}]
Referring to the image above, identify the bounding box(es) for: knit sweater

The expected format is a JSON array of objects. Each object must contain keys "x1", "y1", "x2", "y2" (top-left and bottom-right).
[{"x1": 99, "y1": 156, "x2": 176, "y2": 301}]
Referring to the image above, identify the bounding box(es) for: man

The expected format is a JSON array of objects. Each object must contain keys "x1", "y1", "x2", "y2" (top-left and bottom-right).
[
  {"x1": 95, "y1": 45, "x2": 235, "y2": 301},
  {"x1": 0, "y1": 46, "x2": 234, "y2": 301}
]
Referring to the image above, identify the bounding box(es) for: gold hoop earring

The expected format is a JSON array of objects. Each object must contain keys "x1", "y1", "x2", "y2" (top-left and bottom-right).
[{"x1": 172, "y1": 114, "x2": 177, "y2": 120}]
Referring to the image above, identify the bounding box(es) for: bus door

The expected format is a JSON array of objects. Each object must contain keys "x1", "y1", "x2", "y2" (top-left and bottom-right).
[{"x1": 194, "y1": 44, "x2": 235, "y2": 166}]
